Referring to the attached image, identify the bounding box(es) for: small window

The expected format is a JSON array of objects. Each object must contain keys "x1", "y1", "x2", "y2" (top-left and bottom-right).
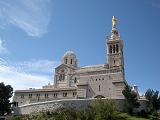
[
  {"x1": 96, "y1": 79, "x2": 97, "y2": 81},
  {"x1": 99, "y1": 85, "x2": 101, "y2": 92},
  {"x1": 45, "y1": 94, "x2": 48, "y2": 98},
  {"x1": 53, "y1": 93, "x2": 57, "y2": 98},
  {"x1": 102, "y1": 78, "x2": 104, "y2": 80},
  {"x1": 63, "y1": 93, "x2": 67, "y2": 97},
  {"x1": 116, "y1": 44, "x2": 119, "y2": 53},
  {"x1": 29, "y1": 94, "x2": 32, "y2": 98},
  {"x1": 110, "y1": 45, "x2": 112, "y2": 53},
  {"x1": 73, "y1": 92, "x2": 76, "y2": 97},
  {"x1": 36, "y1": 94, "x2": 40, "y2": 98},
  {"x1": 65, "y1": 59, "x2": 67, "y2": 64},
  {"x1": 16, "y1": 102, "x2": 18, "y2": 107},
  {"x1": 59, "y1": 72, "x2": 65, "y2": 81},
  {"x1": 74, "y1": 77, "x2": 77, "y2": 83},
  {"x1": 21, "y1": 94, "x2": 24, "y2": 99},
  {"x1": 113, "y1": 45, "x2": 115, "y2": 53},
  {"x1": 71, "y1": 59, "x2": 72, "y2": 64}
]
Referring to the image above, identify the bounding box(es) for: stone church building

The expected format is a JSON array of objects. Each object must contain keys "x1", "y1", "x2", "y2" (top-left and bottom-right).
[{"x1": 13, "y1": 16, "x2": 132, "y2": 107}]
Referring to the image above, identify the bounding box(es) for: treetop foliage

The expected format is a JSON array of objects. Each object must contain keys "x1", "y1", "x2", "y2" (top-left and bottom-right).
[
  {"x1": 122, "y1": 84, "x2": 140, "y2": 114},
  {"x1": 0, "y1": 82, "x2": 13, "y2": 116},
  {"x1": 145, "y1": 89, "x2": 160, "y2": 113}
]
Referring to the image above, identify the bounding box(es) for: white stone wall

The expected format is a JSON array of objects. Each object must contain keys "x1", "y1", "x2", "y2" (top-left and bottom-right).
[
  {"x1": 13, "y1": 98, "x2": 147, "y2": 115},
  {"x1": 14, "y1": 99, "x2": 91, "y2": 115},
  {"x1": 77, "y1": 70, "x2": 125, "y2": 99}
]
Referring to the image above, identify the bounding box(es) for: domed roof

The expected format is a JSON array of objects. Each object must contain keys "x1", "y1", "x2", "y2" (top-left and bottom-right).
[{"x1": 63, "y1": 50, "x2": 76, "y2": 58}]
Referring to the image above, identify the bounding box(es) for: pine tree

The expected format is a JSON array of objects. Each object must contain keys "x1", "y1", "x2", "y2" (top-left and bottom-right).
[{"x1": 122, "y1": 84, "x2": 140, "y2": 114}]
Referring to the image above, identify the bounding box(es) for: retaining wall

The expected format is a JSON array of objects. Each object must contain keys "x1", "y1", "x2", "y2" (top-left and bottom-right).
[{"x1": 13, "y1": 98, "x2": 147, "y2": 115}]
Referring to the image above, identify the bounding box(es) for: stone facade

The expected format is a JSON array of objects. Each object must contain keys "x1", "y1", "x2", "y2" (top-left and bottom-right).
[{"x1": 13, "y1": 16, "x2": 127, "y2": 107}]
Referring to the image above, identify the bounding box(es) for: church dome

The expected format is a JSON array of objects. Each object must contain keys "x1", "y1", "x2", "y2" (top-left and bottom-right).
[
  {"x1": 63, "y1": 50, "x2": 76, "y2": 58},
  {"x1": 61, "y1": 50, "x2": 77, "y2": 68}
]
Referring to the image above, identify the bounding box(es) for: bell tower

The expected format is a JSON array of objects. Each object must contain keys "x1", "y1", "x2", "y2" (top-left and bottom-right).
[{"x1": 107, "y1": 16, "x2": 124, "y2": 72}]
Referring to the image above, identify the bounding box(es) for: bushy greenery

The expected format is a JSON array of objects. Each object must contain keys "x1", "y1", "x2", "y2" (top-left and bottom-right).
[
  {"x1": 122, "y1": 84, "x2": 140, "y2": 114},
  {"x1": 77, "y1": 99, "x2": 127, "y2": 120}
]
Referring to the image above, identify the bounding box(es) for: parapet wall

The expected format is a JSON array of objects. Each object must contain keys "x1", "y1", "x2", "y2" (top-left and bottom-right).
[{"x1": 13, "y1": 98, "x2": 147, "y2": 115}]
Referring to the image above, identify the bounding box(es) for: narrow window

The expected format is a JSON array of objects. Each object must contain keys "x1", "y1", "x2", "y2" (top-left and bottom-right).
[
  {"x1": 16, "y1": 102, "x2": 18, "y2": 107},
  {"x1": 116, "y1": 44, "x2": 119, "y2": 53},
  {"x1": 73, "y1": 92, "x2": 76, "y2": 97},
  {"x1": 71, "y1": 59, "x2": 72, "y2": 64},
  {"x1": 45, "y1": 94, "x2": 48, "y2": 98},
  {"x1": 114, "y1": 60, "x2": 115, "y2": 64},
  {"x1": 74, "y1": 77, "x2": 77, "y2": 83},
  {"x1": 53, "y1": 93, "x2": 57, "y2": 98},
  {"x1": 29, "y1": 94, "x2": 32, "y2": 98},
  {"x1": 60, "y1": 72, "x2": 65, "y2": 80},
  {"x1": 110, "y1": 45, "x2": 112, "y2": 53},
  {"x1": 63, "y1": 93, "x2": 67, "y2": 97},
  {"x1": 99, "y1": 85, "x2": 101, "y2": 92},
  {"x1": 36, "y1": 94, "x2": 40, "y2": 101},
  {"x1": 65, "y1": 59, "x2": 67, "y2": 64},
  {"x1": 61, "y1": 74, "x2": 64, "y2": 80},
  {"x1": 113, "y1": 45, "x2": 115, "y2": 53},
  {"x1": 21, "y1": 94, "x2": 24, "y2": 99},
  {"x1": 36, "y1": 94, "x2": 40, "y2": 98}
]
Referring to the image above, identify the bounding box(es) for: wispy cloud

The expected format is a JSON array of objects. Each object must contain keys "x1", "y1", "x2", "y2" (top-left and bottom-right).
[
  {"x1": 0, "y1": 38, "x2": 9, "y2": 54},
  {"x1": 0, "y1": 0, "x2": 52, "y2": 37},
  {"x1": 0, "y1": 58, "x2": 59, "y2": 91}
]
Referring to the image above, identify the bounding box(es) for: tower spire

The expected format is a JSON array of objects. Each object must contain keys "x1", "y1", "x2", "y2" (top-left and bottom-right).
[
  {"x1": 110, "y1": 16, "x2": 119, "y2": 39},
  {"x1": 112, "y1": 16, "x2": 117, "y2": 30},
  {"x1": 107, "y1": 16, "x2": 124, "y2": 72}
]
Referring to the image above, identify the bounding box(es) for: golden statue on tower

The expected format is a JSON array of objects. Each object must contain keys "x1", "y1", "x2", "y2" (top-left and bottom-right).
[{"x1": 112, "y1": 16, "x2": 117, "y2": 29}]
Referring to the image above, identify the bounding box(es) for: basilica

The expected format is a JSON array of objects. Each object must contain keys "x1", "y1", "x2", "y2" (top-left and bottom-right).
[{"x1": 13, "y1": 16, "x2": 133, "y2": 107}]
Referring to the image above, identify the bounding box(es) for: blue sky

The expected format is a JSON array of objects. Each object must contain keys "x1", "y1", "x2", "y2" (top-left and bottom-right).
[{"x1": 0, "y1": 0, "x2": 160, "y2": 94}]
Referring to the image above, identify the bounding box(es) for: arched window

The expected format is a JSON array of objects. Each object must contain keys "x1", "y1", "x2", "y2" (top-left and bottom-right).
[
  {"x1": 116, "y1": 44, "x2": 119, "y2": 53},
  {"x1": 110, "y1": 45, "x2": 112, "y2": 53},
  {"x1": 113, "y1": 45, "x2": 115, "y2": 53},
  {"x1": 59, "y1": 70, "x2": 65, "y2": 81},
  {"x1": 65, "y1": 59, "x2": 67, "y2": 64},
  {"x1": 61, "y1": 74, "x2": 65, "y2": 80}
]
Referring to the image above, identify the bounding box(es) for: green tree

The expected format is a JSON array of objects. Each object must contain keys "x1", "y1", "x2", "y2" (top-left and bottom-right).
[
  {"x1": 84, "y1": 99, "x2": 127, "y2": 120},
  {"x1": 122, "y1": 84, "x2": 140, "y2": 114},
  {"x1": 145, "y1": 89, "x2": 160, "y2": 113},
  {"x1": 0, "y1": 82, "x2": 13, "y2": 116}
]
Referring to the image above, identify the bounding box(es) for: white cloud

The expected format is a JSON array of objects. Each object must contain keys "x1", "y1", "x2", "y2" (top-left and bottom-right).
[
  {"x1": 12, "y1": 60, "x2": 58, "y2": 75},
  {"x1": 0, "y1": 59, "x2": 59, "y2": 91},
  {"x1": 0, "y1": 0, "x2": 52, "y2": 37},
  {"x1": 0, "y1": 38, "x2": 8, "y2": 54}
]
